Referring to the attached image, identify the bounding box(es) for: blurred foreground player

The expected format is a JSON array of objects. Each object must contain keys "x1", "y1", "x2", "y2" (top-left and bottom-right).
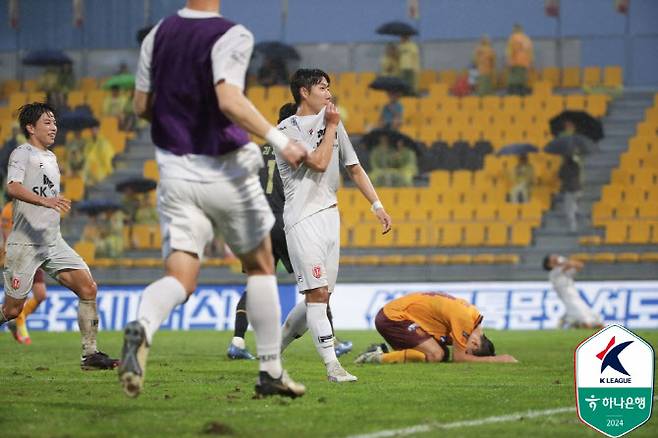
[
  {"x1": 2, "y1": 200, "x2": 47, "y2": 345},
  {"x1": 228, "y1": 106, "x2": 353, "y2": 360},
  {"x1": 0, "y1": 102, "x2": 118, "y2": 370},
  {"x1": 543, "y1": 254, "x2": 603, "y2": 329},
  {"x1": 120, "y1": 0, "x2": 307, "y2": 399},
  {"x1": 355, "y1": 292, "x2": 518, "y2": 364}
]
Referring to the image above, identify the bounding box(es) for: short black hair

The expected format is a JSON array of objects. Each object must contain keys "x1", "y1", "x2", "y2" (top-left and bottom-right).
[
  {"x1": 278, "y1": 102, "x2": 297, "y2": 124},
  {"x1": 542, "y1": 254, "x2": 552, "y2": 271},
  {"x1": 17, "y1": 102, "x2": 55, "y2": 138},
  {"x1": 472, "y1": 334, "x2": 495, "y2": 357},
  {"x1": 289, "y1": 69, "x2": 330, "y2": 105}
]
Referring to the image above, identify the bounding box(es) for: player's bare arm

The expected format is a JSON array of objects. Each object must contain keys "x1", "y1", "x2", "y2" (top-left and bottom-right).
[
  {"x1": 304, "y1": 102, "x2": 340, "y2": 172},
  {"x1": 452, "y1": 348, "x2": 518, "y2": 363},
  {"x1": 6, "y1": 181, "x2": 71, "y2": 213},
  {"x1": 133, "y1": 90, "x2": 154, "y2": 122},
  {"x1": 346, "y1": 164, "x2": 392, "y2": 234},
  {"x1": 215, "y1": 81, "x2": 306, "y2": 168}
]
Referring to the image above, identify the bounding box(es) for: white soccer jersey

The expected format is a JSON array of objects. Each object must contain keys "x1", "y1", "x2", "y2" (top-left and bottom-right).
[
  {"x1": 5, "y1": 143, "x2": 61, "y2": 245},
  {"x1": 549, "y1": 267, "x2": 601, "y2": 326},
  {"x1": 275, "y1": 108, "x2": 359, "y2": 231}
]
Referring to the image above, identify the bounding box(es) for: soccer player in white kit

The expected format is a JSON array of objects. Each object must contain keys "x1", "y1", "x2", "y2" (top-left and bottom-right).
[
  {"x1": 0, "y1": 102, "x2": 118, "y2": 370},
  {"x1": 119, "y1": 0, "x2": 307, "y2": 399},
  {"x1": 543, "y1": 254, "x2": 603, "y2": 329},
  {"x1": 275, "y1": 69, "x2": 392, "y2": 382}
]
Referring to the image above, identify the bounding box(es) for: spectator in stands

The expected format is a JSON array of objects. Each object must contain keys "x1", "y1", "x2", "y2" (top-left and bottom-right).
[
  {"x1": 380, "y1": 43, "x2": 400, "y2": 77},
  {"x1": 103, "y1": 85, "x2": 129, "y2": 119},
  {"x1": 505, "y1": 24, "x2": 533, "y2": 95},
  {"x1": 398, "y1": 35, "x2": 420, "y2": 94},
  {"x1": 120, "y1": 89, "x2": 138, "y2": 132},
  {"x1": 507, "y1": 153, "x2": 534, "y2": 203},
  {"x1": 65, "y1": 129, "x2": 88, "y2": 178},
  {"x1": 558, "y1": 154, "x2": 583, "y2": 233},
  {"x1": 473, "y1": 35, "x2": 496, "y2": 95},
  {"x1": 84, "y1": 126, "x2": 115, "y2": 186},
  {"x1": 369, "y1": 136, "x2": 417, "y2": 187},
  {"x1": 38, "y1": 66, "x2": 69, "y2": 110},
  {"x1": 134, "y1": 193, "x2": 158, "y2": 225},
  {"x1": 57, "y1": 63, "x2": 76, "y2": 95},
  {"x1": 95, "y1": 210, "x2": 124, "y2": 258},
  {"x1": 379, "y1": 90, "x2": 403, "y2": 130},
  {"x1": 257, "y1": 57, "x2": 289, "y2": 87}
]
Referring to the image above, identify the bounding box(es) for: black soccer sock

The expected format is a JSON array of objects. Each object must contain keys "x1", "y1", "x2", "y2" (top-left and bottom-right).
[{"x1": 233, "y1": 291, "x2": 249, "y2": 339}]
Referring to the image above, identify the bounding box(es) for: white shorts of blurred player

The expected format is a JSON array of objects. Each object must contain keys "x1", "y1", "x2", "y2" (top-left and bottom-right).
[
  {"x1": 157, "y1": 173, "x2": 274, "y2": 261},
  {"x1": 286, "y1": 206, "x2": 340, "y2": 293},
  {"x1": 3, "y1": 238, "x2": 89, "y2": 299},
  {"x1": 559, "y1": 286, "x2": 602, "y2": 328}
]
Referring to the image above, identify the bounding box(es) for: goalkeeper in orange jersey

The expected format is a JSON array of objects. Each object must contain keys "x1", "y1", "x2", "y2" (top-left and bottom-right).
[
  {"x1": 2, "y1": 199, "x2": 47, "y2": 345},
  {"x1": 354, "y1": 292, "x2": 518, "y2": 364}
]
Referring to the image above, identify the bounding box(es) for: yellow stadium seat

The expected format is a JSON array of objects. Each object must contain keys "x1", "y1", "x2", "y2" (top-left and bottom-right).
[
  {"x1": 453, "y1": 205, "x2": 474, "y2": 221},
  {"x1": 603, "y1": 66, "x2": 622, "y2": 88},
  {"x1": 8, "y1": 92, "x2": 28, "y2": 111},
  {"x1": 605, "y1": 222, "x2": 628, "y2": 244},
  {"x1": 498, "y1": 204, "x2": 519, "y2": 223},
  {"x1": 476, "y1": 204, "x2": 498, "y2": 221},
  {"x1": 74, "y1": 241, "x2": 96, "y2": 263},
  {"x1": 629, "y1": 137, "x2": 657, "y2": 155},
  {"x1": 586, "y1": 94, "x2": 607, "y2": 117},
  {"x1": 591, "y1": 253, "x2": 615, "y2": 263},
  {"x1": 639, "y1": 203, "x2": 658, "y2": 218},
  {"x1": 79, "y1": 77, "x2": 98, "y2": 93},
  {"x1": 429, "y1": 171, "x2": 450, "y2": 188},
  {"x1": 639, "y1": 252, "x2": 658, "y2": 262},
  {"x1": 440, "y1": 224, "x2": 462, "y2": 246},
  {"x1": 543, "y1": 95, "x2": 564, "y2": 117},
  {"x1": 565, "y1": 94, "x2": 586, "y2": 111},
  {"x1": 561, "y1": 67, "x2": 581, "y2": 88},
  {"x1": 582, "y1": 66, "x2": 601, "y2": 87},
  {"x1": 579, "y1": 235, "x2": 602, "y2": 246},
  {"x1": 592, "y1": 202, "x2": 614, "y2": 226},
  {"x1": 401, "y1": 254, "x2": 428, "y2": 265},
  {"x1": 451, "y1": 170, "x2": 472, "y2": 189},
  {"x1": 61, "y1": 176, "x2": 84, "y2": 201},
  {"x1": 510, "y1": 223, "x2": 532, "y2": 246},
  {"x1": 463, "y1": 223, "x2": 485, "y2": 246},
  {"x1": 460, "y1": 96, "x2": 480, "y2": 113},
  {"x1": 492, "y1": 253, "x2": 519, "y2": 264},
  {"x1": 481, "y1": 96, "x2": 501, "y2": 112},
  {"x1": 472, "y1": 253, "x2": 495, "y2": 264},
  {"x1": 428, "y1": 82, "x2": 448, "y2": 98},
  {"x1": 143, "y1": 159, "x2": 159, "y2": 180},
  {"x1": 1, "y1": 79, "x2": 21, "y2": 98},
  {"x1": 601, "y1": 185, "x2": 623, "y2": 203},
  {"x1": 438, "y1": 69, "x2": 458, "y2": 85},
  {"x1": 395, "y1": 224, "x2": 425, "y2": 247},
  {"x1": 623, "y1": 187, "x2": 646, "y2": 204},
  {"x1": 610, "y1": 168, "x2": 630, "y2": 185},
  {"x1": 628, "y1": 223, "x2": 651, "y2": 244},
  {"x1": 616, "y1": 252, "x2": 640, "y2": 263},
  {"x1": 132, "y1": 224, "x2": 162, "y2": 249},
  {"x1": 486, "y1": 223, "x2": 508, "y2": 246},
  {"x1": 358, "y1": 71, "x2": 376, "y2": 85},
  {"x1": 67, "y1": 90, "x2": 86, "y2": 108},
  {"x1": 419, "y1": 70, "x2": 438, "y2": 91},
  {"x1": 28, "y1": 91, "x2": 47, "y2": 103},
  {"x1": 350, "y1": 223, "x2": 375, "y2": 247},
  {"x1": 429, "y1": 254, "x2": 449, "y2": 265},
  {"x1": 541, "y1": 67, "x2": 560, "y2": 87},
  {"x1": 614, "y1": 204, "x2": 637, "y2": 219}
]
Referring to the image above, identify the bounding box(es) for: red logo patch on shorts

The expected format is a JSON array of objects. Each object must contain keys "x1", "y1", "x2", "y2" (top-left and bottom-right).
[
  {"x1": 11, "y1": 277, "x2": 20, "y2": 290},
  {"x1": 312, "y1": 265, "x2": 322, "y2": 279}
]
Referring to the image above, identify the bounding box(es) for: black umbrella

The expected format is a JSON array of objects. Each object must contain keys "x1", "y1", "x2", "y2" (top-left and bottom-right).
[
  {"x1": 116, "y1": 177, "x2": 157, "y2": 194},
  {"x1": 544, "y1": 134, "x2": 594, "y2": 156},
  {"x1": 254, "y1": 41, "x2": 300, "y2": 61},
  {"x1": 497, "y1": 143, "x2": 539, "y2": 156},
  {"x1": 76, "y1": 199, "x2": 123, "y2": 216},
  {"x1": 369, "y1": 76, "x2": 412, "y2": 95},
  {"x1": 23, "y1": 50, "x2": 73, "y2": 67},
  {"x1": 58, "y1": 108, "x2": 99, "y2": 131},
  {"x1": 549, "y1": 110, "x2": 604, "y2": 142},
  {"x1": 376, "y1": 21, "x2": 418, "y2": 37}
]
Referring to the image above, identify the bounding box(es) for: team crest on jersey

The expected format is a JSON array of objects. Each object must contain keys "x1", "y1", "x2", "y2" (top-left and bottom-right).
[
  {"x1": 312, "y1": 265, "x2": 322, "y2": 279},
  {"x1": 11, "y1": 277, "x2": 20, "y2": 290}
]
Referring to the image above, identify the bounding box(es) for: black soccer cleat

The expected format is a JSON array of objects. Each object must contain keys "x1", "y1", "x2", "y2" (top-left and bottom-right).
[
  {"x1": 118, "y1": 321, "x2": 150, "y2": 398},
  {"x1": 254, "y1": 370, "x2": 305, "y2": 399},
  {"x1": 81, "y1": 351, "x2": 119, "y2": 371}
]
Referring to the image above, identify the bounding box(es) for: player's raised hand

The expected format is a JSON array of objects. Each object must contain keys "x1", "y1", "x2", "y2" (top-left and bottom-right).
[
  {"x1": 280, "y1": 140, "x2": 307, "y2": 170},
  {"x1": 375, "y1": 208, "x2": 392, "y2": 234},
  {"x1": 41, "y1": 196, "x2": 71, "y2": 213},
  {"x1": 324, "y1": 102, "x2": 340, "y2": 126}
]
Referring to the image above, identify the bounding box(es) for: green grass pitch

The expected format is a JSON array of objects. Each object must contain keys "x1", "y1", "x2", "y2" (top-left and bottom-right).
[{"x1": 1, "y1": 329, "x2": 656, "y2": 437}]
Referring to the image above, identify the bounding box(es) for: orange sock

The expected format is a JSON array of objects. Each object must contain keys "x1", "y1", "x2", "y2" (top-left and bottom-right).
[
  {"x1": 382, "y1": 349, "x2": 426, "y2": 364},
  {"x1": 16, "y1": 297, "x2": 40, "y2": 326}
]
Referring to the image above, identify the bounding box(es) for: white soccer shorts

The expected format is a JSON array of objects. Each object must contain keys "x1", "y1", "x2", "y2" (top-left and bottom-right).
[{"x1": 286, "y1": 206, "x2": 340, "y2": 293}]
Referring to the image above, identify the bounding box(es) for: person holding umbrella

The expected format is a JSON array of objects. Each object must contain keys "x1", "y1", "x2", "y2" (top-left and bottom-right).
[
  {"x1": 398, "y1": 34, "x2": 420, "y2": 94},
  {"x1": 508, "y1": 153, "x2": 535, "y2": 203},
  {"x1": 380, "y1": 43, "x2": 400, "y2": 77},
  {"x1": 558, "y1": 153, "x2": 583, "y2": 233}
]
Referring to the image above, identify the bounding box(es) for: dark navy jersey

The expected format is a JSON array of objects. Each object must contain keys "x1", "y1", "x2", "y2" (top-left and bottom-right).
[{"x1": 259, "y1": 143, "x2": 285, "y2": 215}]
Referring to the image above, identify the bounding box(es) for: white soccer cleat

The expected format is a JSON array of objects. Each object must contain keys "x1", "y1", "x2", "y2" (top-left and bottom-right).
[
  {"x1": 326, "y1": 360, "x2": 358, "y2": 382},
  {"x1": 354, "y1": 348, "x2": 384, "y2": 364}
]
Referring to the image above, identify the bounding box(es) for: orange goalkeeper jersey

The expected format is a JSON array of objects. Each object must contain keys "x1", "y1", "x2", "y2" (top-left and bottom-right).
[{"x1": 382, "y1": 292, "x2": 483, "y2": 350}]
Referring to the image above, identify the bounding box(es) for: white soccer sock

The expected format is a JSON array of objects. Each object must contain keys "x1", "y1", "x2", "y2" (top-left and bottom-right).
[
  {"x1": 246, "y1": 275, "x2": 282, "y2": 378},
  {"x1": 78, "y1": 299, "x2": 99, "y2": 356},
  {"x1": 137, "y1": 276, "x2": 187, "y2": 345},
  {"x1": 281, "y1": 300, "x2": 308, "y2": 352},
  {"x1": 306, "y1": 302, "x2": 337, "y2": 365},
  {"x1": 231, "y1": 336, "x2": 245, "y2": 349}
]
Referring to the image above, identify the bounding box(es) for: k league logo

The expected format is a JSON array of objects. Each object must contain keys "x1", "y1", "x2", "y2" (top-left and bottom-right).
[{"x1": 575, "y1": 324, "x2": 654, "y2": 437}]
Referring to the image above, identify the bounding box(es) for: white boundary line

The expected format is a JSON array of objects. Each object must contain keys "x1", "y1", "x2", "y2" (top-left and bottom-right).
[
  {"x1": 345, "y1": 406, "x2": 575, "y2": 438},
  {"x1": 347, "y1": 396, "x2": 658, "y2": 438}
]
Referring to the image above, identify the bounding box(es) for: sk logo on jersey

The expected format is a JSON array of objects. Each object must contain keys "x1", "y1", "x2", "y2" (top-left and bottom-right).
[
  {"x1": 32, "y1": 174, "x2": 56, "y2": 197},
  {"x1": 597, "y1": 336, "x2": 633, "y2": 376}
]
